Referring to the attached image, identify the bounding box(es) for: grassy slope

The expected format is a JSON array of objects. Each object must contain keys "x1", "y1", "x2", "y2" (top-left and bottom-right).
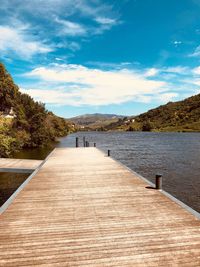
[
  {"x1": 105, "y1": 94, "x2": 200, "y2": 132},
  {"x1": 71, "y1": 114, "x2": 125, "y2": 130}
]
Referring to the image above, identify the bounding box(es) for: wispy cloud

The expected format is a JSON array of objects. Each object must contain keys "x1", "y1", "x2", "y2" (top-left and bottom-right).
[
  {"x1": 144, "y1": 66, "x2": 190, "y2": 78},
  {"x1": 95, "y1": 17, "x2": 117, "y2": 25},
  {"x1": 189, "y1": 45, "x2": 200, "y2": 57},
  {"x1": 145, "y1": 68, "x2": 158, "y2": 77},
  {"x1": 21, "y1": 63, "x2": 178, "y2": 106},
  {"x1": 193, "y1": 66, "x2": 200, "y2": 74},
  {"x1": 0, "y1": 25, "x2": 52, "y2": 59},
  {"x1": 17, "y1": 61, "x2": 200, "y2": 108},
  {"x1": 54, "y1": 17, "x2": 87, "y2": 36},
  {"x1": 0, "y1": 0, "x2": 120, "y2": 61},
  {"x1": 164, "y1": 66, "x2": 189, "y2": 74}
]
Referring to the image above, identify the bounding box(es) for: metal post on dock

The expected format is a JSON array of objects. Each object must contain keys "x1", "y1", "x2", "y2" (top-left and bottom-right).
[
  {"x1": 76, "y1": 137, "x2": 79, "y2": 148},
  {"x1": 108, "y1": 150, "x2": 110, "y2": 157},
  {"x1": 94, "y1": 143, "x2": 96, "y2": 147},
  {"x1": 83, "y1": 137, "x2": 86, "y2": 147},
  {"x1": 155, "y1": 174, "x2": 162, "y2": 190}
]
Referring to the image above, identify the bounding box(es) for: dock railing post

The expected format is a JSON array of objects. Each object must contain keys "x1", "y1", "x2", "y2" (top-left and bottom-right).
[
  {"x1": 86, "y1": 141, "x2": 89, "y2": 147},
  {"x1": 108, "y1": 150, "x2": 110, "y2": 157},
  {"x1": 155, "y1": 174, "x2": 162, "y2": 190},
  {"x1": 76, "y1": 137, "x2": 79, "y2": 148},
  {"x1": 83, "y1": 137, "x2": 86, "y2": 147}
]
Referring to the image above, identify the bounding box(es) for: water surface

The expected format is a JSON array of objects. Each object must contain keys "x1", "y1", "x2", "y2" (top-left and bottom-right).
[
  {"x1": 1, "y1": 131, "x2": 200, "y2": 213},
  {"x1": 58, "y1": 132, "x2": 200, "y2": 213}
]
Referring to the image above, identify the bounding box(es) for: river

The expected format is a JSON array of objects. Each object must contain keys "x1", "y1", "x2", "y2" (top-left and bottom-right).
[{"x1": 1, "y1": 131, "x2": 200, "y2": 213}]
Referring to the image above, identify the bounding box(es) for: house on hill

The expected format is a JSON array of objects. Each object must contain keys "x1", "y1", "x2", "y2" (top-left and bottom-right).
[{"x1": 0, "y1": 107, "x2": 16, "y2": 118}]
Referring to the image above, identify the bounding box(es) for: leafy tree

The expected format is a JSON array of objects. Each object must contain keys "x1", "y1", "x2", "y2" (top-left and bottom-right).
[{"x1": 0, "y1": 63, "x2": 74, "y2": 156}]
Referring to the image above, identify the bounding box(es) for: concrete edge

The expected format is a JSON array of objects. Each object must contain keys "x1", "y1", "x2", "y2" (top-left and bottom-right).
[
  {"x1": 97, "y1": 148, "x2": 200, "y2": 220},
  {"x1": 0, "y1": 149, "x2": 56, "y2": 215}
]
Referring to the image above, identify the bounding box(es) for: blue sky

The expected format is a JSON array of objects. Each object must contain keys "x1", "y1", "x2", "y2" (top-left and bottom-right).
[{"x1": 1, "y1": 0, "x2": 200, "y2": 118}]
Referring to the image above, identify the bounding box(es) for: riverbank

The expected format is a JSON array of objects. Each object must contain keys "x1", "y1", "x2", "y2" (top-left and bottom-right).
[{"x1": 0, "y1": 63, "x2": 75, "y2": 158}]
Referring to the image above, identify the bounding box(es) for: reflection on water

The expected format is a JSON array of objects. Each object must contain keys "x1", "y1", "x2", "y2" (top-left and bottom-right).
[
  {"x1": 13, "y1": 141, "x2": 57, "y2": 160},
  {"x1": 0, "y1": 172, "x2": 29, "y2": 206},
  {"x1": 0, "y1": 131, "x2": 200, "y2": 213}
]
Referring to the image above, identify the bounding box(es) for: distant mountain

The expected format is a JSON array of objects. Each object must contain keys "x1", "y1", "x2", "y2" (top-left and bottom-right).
[
  {"x1": 104, "y1": 94, "x2": 200, "y2": 132},
  {"x1": 70, "y1": 113, "x2": 125, "y2": 130}
]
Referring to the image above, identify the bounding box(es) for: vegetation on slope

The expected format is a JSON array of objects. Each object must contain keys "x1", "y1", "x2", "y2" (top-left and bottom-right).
[
  {"x1": 104, "y1": 94, "x2": 200, "y2": 132},
  {"x1": 0, "y1": 63, "x2": 74, "y2": 157},
  {"x1": 70, "y1": 113, "x2": 125, "y2": 130}
]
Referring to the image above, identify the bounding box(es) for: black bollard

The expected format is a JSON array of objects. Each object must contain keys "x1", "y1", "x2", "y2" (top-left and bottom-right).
[
  {"x1": 108, "y1": 150, "x2": 110, "y2": 157},
  {"x1": 83, "y1": 136, "x2": 86, "y2": 147},
  {"x1": 76, "y1": 137, "x2": 79, "y2": 148},
  {"x1": 155, "y1": 174, "x2": 162, "y2": 190},
  {"x1": 86, "y1": 141, "x2": 89, "y2": 147},
  {"x1": 94, "y1": 143, "x2": 96, "y2": 147}
]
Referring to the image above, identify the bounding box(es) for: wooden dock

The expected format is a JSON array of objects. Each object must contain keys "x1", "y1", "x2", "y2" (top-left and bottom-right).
[
  {"x1": 0, "y1": 158, "x2": 42, "y2": 173},
  {"x1": 0, "y1": 147, "x2": 200, "y2": 266}
]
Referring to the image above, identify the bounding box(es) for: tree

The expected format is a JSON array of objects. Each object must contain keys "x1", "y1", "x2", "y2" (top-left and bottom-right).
[
  {"x1": 142, "y1": 121, "x2": 153, "y2": 131},
  {"x1": 0, "y1": 62, "x2": 73, "y2": 156}
]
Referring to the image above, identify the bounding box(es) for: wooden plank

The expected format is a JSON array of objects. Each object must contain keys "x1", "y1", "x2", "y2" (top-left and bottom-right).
[
  {"x1": 0, "y1": 148, "x2": 199, "y2": 266},
  {"x1": 0, "y1": 158, "x2": 43, "y2": 173}
]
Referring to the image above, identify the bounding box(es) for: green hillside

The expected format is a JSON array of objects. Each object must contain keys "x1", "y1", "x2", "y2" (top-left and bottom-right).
[
  {"x1": 70, "y1": 113, "x2": 125, "y2": 130},
  {"x1": 0, "y1": 63, "x2": 74, "y2": 157},
  {"x1": 104, "y1": 94, "x2": 200, "y2": 132}
]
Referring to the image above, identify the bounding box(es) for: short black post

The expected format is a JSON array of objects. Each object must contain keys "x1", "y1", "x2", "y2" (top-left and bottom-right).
[
  {"x1": 83, "y1": 136, "x2": 86, "y2": 147},
  {"x1": 94, "y1": 143, "x2": 96, "y2": 147},
  {"x1": 108, "y1": 149, "x2": 110, "y2": 157},
  {"x1": 76, "y1": 137, "x2": 79, "y2": 148},
  {"x1": 155, "y1": 174, "x2": 162, "y2": 190}
]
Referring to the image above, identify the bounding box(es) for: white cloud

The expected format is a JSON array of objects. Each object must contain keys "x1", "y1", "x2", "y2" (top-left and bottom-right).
[
  {"x1": 21, "y1": 63, "x2": 172, "y2": 106},
  {"x1": 0, "y1": 25, "x2": 52, "y2": 58},
  {"x1": 190, "y1": 79, "x2": 200, "y2": 86},
  {"x1": 189, "y1": 45, "x2": 200, "y2": 57},
  {"x1": 95, "y1": 17, "x2": 116, "y2": 25},
  {"x1": 155, "y1": 92, "x2": 179, "y2": 102},
  {"x1": 56, "y1": 41, "x2": 81, "y2": 51},
  {"x1": 55, "y1": 57, "x2": 63, "y2": 61},
  {"x1": 144, "y1": 66, "x2": 190, "y2": 79},
  {"x1": 54, "y1": 18, "x2": 87, "y2": 36},
  {"x1": 0, "y1": 0, "x2": 103, "y2": 19},
  {"x1": 0, "y1": 1, "x2": 121, "y2": 62},
  {"x1": 0, "y1": 0, "x2": 119, "y2": 37},
  {"x1": 163, "y1": 66, "x2": 190, "y2": 74},
  {"x1": 193, "y1": 66, "x2": 200, "y2": 75},
  {"x1": 173, "y1": 41, "x2": 182, "y2": 46},
  {"x1": 145, "y1": 68, "x2": 158, "y2": 77},
  {"x1": 21, "y1": 88, "x2": 81, "y2": 106}
]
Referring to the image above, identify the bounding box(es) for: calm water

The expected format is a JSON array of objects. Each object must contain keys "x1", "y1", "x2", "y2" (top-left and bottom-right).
[
  {"x1": 1, "y1": 131, "x2": 200, "y2": 213},
  {"x1": 58, "y1": 132, "x2": 200, "y2": 213}
]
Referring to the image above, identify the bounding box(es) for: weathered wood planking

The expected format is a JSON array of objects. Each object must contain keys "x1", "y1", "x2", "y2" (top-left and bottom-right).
[
  {"x1": 0, "y1": 147, "x2": 199, "y2": 266},
  {"x1": 0, "y1": 158, "x2": 42, "y2": 173}
]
